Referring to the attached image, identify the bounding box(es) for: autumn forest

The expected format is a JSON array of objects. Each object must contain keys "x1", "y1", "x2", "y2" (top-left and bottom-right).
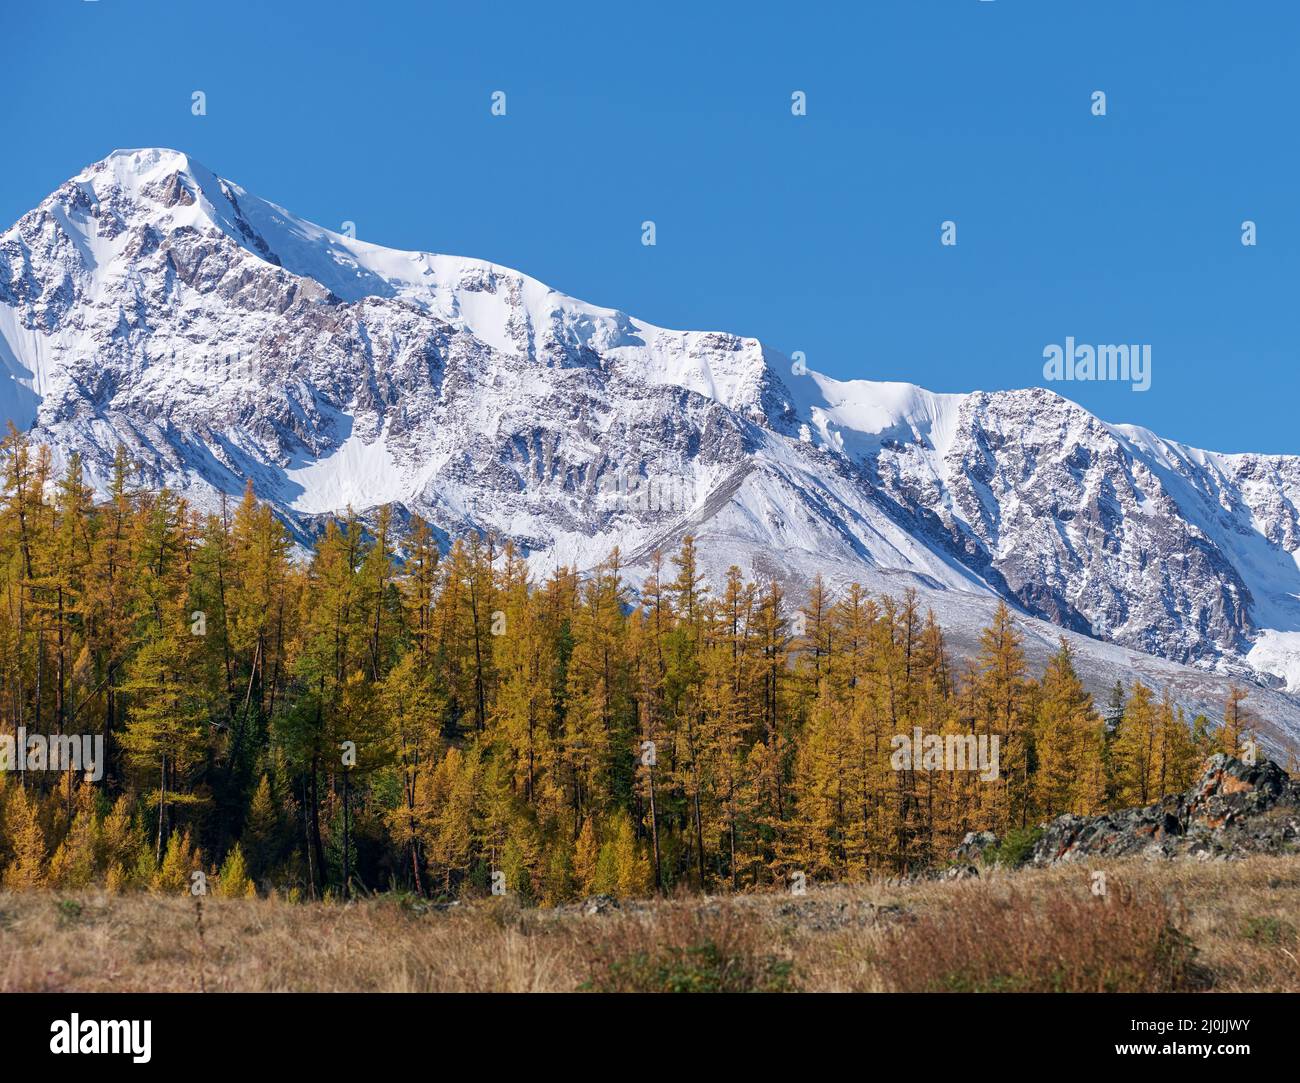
[{"x1": 0, "y1": 428, "x2": 1264, "y2": 902}]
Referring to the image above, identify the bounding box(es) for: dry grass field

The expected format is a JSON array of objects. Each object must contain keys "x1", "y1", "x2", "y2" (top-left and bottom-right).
[{"x1": 2, "y1": 856, "x2": 1298, "y2": 993}]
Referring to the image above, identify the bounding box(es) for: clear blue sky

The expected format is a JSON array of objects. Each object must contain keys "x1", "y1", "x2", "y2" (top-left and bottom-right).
[{"x1": 4, "y1": 1, "x2": 1296, "y2": 453}]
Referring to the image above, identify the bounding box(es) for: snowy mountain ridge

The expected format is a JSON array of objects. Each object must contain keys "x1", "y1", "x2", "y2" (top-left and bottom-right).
[{"x1": 5, "y1": 148, "x2": 1300, "y2": 746}]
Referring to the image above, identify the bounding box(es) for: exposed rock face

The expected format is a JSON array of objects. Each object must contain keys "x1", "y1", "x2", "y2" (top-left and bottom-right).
[
  {"x1": 966, "y1": 755, "x2": 1300, "y2": 868},
  {"x1": 952, "y1": 831, "x2": 999, "y2": 865},
  {"x1": 869, "y1": 390, "x2": 1258, "y2": 668}
]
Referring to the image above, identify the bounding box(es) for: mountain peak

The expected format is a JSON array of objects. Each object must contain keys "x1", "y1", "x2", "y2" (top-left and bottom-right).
[
  {"x1": 99, "y1": 145, "x2": 200, "y2": 177},
  {"x1": 77, "y1": 147, "x2": 227, "y2": 222}
]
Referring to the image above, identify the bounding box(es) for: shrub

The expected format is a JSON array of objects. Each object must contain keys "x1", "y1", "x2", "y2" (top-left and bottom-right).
[
  {"x1": 217, "y1": 844, "x2": 253, "y2": 899},
  {"x1": 989, "y1": 825, "x2": 1044, "y2": 868},
  {"x1": 873, "y1": 881, "x2": 1207, "y2": 992},
  {"x1": 588, "y1": 941, "x2": 794, "y2": 993},
  {"x1": 581, "y1": 904, "x2": 796, "y2": 992},
  {"x1": 1242, "y1": 916, "x2": 1297, "y2": 945}
]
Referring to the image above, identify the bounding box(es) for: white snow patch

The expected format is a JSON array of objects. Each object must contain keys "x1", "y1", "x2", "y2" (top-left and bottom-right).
[
  {"x1": 283, "y1": 429, "x2": 405, "y2": 514},
  {"x1": 1247, "y1": 631, "x2": 1300, "y2": 694}
]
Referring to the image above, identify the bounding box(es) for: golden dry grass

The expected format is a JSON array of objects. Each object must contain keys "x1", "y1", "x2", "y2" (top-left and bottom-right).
[
  {"x1": 868, "y1": 883, "x2": 1204, "y2": 992},
  {"x1": 1, "y1": 856, "x2": 1297, "y2": 992}
]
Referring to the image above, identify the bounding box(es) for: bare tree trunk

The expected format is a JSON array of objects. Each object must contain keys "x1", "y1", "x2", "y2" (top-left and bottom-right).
[
  {"x1": 648, "y1": 760, "x2": 661, "y2": 894},
  {"x1": 302, "y1": 776, "x2": 317, "y2": 899},
  {"x1": 156, "y1": 753, "x2": 167, "y2": 864},
  {"x1": 309, "y1": 751, "x2": 326, "y2": 898},
  {"x1": 342, "y1": 765, "x2": 351, "y2": 901}
]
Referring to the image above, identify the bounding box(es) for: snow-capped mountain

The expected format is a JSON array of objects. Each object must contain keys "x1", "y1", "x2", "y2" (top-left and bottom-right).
[{"x1": 5, "y1": 148, "x2": 1300, "y2": 746}]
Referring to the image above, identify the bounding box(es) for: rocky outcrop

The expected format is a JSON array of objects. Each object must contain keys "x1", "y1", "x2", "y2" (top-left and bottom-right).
[
  {"x1": 960, "y1": 755, "x2": 1300, "y2": 869},
  {"x1": 952, "y1": 830, "x2": 999, "y2": 864}
]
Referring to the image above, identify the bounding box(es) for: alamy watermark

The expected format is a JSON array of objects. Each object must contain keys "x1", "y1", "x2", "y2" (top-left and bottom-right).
[
  {"x1": 1043, "y1": 338, "x2": 1151, "y2": 392},
  {"x1": 598, "y1": 469, "x2": 693, "y2": 514},
  {"x1": 890, "y1": 727, "x2": 1000, "y2": 782},
  {"x1": 0, "y1": 727, "x2": 105, "y2": 782},
  {"x1": 50, "y1": 1015, "x2": 151, "y2": 1064}
]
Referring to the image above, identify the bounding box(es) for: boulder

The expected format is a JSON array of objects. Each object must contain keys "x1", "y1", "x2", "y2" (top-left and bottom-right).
[
  {"x1": 946, "y1": 755, "x2": 1300, "y2": 869},
  {"x1": 952, "y1": 830, "x2": 999, "y2": 864}
]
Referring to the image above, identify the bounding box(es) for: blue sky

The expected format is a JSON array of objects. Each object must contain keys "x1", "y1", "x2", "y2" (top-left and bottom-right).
[{"x1": 4, "y1": 1, "x2": 1296, "y2": 453}]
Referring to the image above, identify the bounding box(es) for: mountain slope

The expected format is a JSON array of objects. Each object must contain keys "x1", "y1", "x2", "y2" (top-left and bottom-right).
[{"x1": 4, "y1": 148, "x2": 1300, "y2": 747}]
